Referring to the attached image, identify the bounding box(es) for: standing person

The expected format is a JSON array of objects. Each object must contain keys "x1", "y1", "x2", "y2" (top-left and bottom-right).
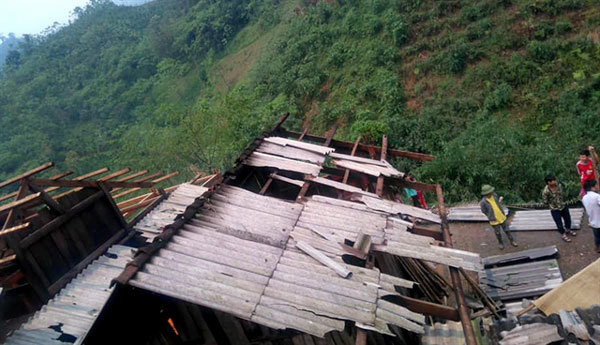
[
  {"x1": 582, "y1": 180, "x2": 600, "y2": 253},
  {"x1": 542, "y1": 175, "x2": 575, "y2": 242},
  {"x1": 576, "y1": 147, "x2": 599, "y2": 198},
  {"x1": 480, "y1": 184, "x2": 517, "y2": 250},
  {"x1": 403, "y1": 174, "x2": 420, "y2": 207}
]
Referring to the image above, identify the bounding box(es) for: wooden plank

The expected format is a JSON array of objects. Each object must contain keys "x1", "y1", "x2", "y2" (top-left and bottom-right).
[
  {"x1": 119, "y1": 195, "x2": 162, "y2": 214},
  {"x1": 30, "y1": 178, "x2": 153, "y2": 189},
  {"x1": 0, "y1": 222, "x2": 31, "y2": 238},
  {"x1": 342, "y1": 135, "x2": 361, "y2": 184},
  {"x1": 0, "y1": 162, "x2": 53, "y2": 189},
  {"x1": 111, "y1": 171, "x2": 161, "y2": 193},
  {"x1": 0, "y1": 170, "x2": 72, "y2": 203},
  {"x1": 257, "y1": 142, "x2": 325, "y2": 164},
  {"x1": 389, "y1": 295, "x2": 460, "y2": 321},
  {"x1": 376, "y1": 135, "x2": 387, "y2": 196},
  {"x1": 298, "y1": 125, "x2": 310, "y2": 141},
  {"x1": 330, "y1": 153, "x2": 388, "y2": 167},
  {"x1": 115, "y1": 170, "x2": 149, "y2": 182},
  {"x1": 270, "y1": 173, "x2": 304, "y2": 187},
  {"x1": 43, "y1": 167, "x2": 110, "y2": 194},
  {"x1": 98, "y1": 168, "x2": 131, "y2": 181},
  {"x1": 47, "y1": 228, "x2": 126, "y2": 295},
  {"x1": 324, "y1": 124, "x2": 338, "y2": 147},
  {"x1": 295, "y1": 240, "x2": 351, "y2": 278},
  {"x1": 0, "y1": 193, "x2": 41, "y2": 214},
  {"x1": 111, "y1": 172, "x2": 179, "y2": 199},
  {"x1": 20, "y1": 191, "x2": 105, "y2": 248},
  {"x1": 259, "y1": 177, "x2": 274, "y2": 195}
]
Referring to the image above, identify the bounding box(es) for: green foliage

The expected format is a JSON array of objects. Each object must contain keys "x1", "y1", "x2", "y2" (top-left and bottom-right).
[{"x1": 1, "y1": 0, "x2": 599, "y2": 206}]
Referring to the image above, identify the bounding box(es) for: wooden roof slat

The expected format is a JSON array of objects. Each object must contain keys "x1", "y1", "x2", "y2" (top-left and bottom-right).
[
  {"x1": 0, "y1": 193, "x2": 41, "y2": 213},
  {"x1": 115, "y1": 170, "x2": 149, "y2": 182},
  {"x1": 98, "y1": 168, "x2": 131, "y2": 182},
  {"x1": 0, "y1": 162, "x2": 54, "y2": 190},
  {"x1": 44, "y1": 167, "x2": 110, "y2": 194},
  {"x1": 29, "y1": 179, "x2": 153, "y2": 189},
  {"x1": 0, "y1": 223, "x2": 31, "y2": 238},
  {"x1": 112, "y1": 172, "x2": 179, "y2": 199},
  {"x1": 0, "y1": 170, "x2": 73, "y2": 203},
  {"x1": 111, "y1": 172, "x2": 162, "y2": 194}
]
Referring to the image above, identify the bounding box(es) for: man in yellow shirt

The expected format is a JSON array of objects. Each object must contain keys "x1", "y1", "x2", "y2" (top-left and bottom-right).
[{"x1": 480, "y1": 184, "x2": 517, "y2": 250}]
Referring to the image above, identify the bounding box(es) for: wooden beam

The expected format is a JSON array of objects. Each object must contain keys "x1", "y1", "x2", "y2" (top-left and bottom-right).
[
  {"x1": 0, "y1": 223, "x2": 31, "y2": 238},
  {"x1": 0, "y1": 193, "x2": 41, "y2": 214},
  {"x1": 375, "y1": 135, "x2": 388, "y2": 197},
  {"x1": 388, "y1": 178, "x2": 438, "y2": 193},
  {"x1": 2, "y1": 179, "x2": 30, "y2": 230},
  {"x1": 282, "y1": 130, "x2": 435, "y2": 161},
  {"x1": 0, "y1": 162, "x2": 54, "y2": 189},
  {"x1": 48, "y1": 228, "x2": 126, "y2": 295},
  {"x1": 115, "y1": 170, "x2": 149, "y2": 182},
  {"x1": 20, "y1": 191, "x2": 105, "y2": 249},
  {"x1": 119, "y1": 195, "x2": 161, "y2": 214},
  {"x1": 342, "y1": 135, "x2": 362, "y2": 184},
  {"x1": 98, "y1": 168, "x2": 131, "y2": 181},
  {"x1": 259, "y1": 177, "x2": 274, "y2": 195},
  {"x1": 43, "y1": 167, "x2": 110, "y2": 194},
  {"x1": 111, "y1": 172, "x2": 161, "y2": 194},
  {"x1": 27, "y1": 183, "x2": 66, "y2": 214},
  {"x1": 411, "y1": 225, "x2": 444, "y2": 241},
  {"x1": 324, "y1": 124, "x2": 338, "y2": 147},
  {"x1": 98, "y1": 182, "x2": 129, "y2": 231},
  {"x1": 29, "y1": 178, "x2": 153, "y2": 189},
  {"x1": 0, "y1": 170, "x2": 72, "y2": 203},
  {"x1": 436, "y1": 184, "x2": 477, "y2": 345},
  {"x1": 298, "y1": 125, "x2": 310, "y2": 141},
  {"x1": 387, "y1": 295, "x2": 460, "y2": 321},
  {"x1": 112, "y1": 172, "x2": 179, "y2": 199}
]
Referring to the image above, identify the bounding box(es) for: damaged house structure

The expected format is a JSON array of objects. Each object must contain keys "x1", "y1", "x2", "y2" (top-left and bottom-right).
[{"x1": 1, "y1": 114, "x2": 487, "y2": 345}]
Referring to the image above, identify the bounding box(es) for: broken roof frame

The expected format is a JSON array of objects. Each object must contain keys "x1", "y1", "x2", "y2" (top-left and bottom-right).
[
  {"x1": 102, "y1": 113, "x2": 481, "y2": 345},
  {"x1": 0, "y1": 164, "x2": 180, "y2": 312}
]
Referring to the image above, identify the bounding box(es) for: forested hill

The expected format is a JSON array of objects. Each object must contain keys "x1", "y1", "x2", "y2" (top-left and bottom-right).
[{"x1": 0, "y1": 0, "x2": 599, "y2": 203}]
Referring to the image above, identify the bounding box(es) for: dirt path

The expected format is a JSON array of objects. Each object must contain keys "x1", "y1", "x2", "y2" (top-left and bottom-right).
[{"x1": 449, "y1": 213, "x2": 599, "y2": 279}]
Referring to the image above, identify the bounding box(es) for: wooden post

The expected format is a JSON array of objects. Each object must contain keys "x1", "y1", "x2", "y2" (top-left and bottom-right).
[
  {"x1": 342, "y1": 135, "x2": 362, "y2": 184},
  {"x1": 324, "y1": 124, "x2": 338, "y2": 147},
  {"x1": 436, "y1": 184, "x2": 477, "y2": 345},
  {"x1": 375, "y1": 135, "x2": 388, "y2": 197},
  {"x1": 298, "y1": 125, "x2": 310, "y2": 141}
]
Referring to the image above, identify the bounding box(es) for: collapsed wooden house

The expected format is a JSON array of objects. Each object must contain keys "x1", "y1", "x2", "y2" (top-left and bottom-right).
[{"x1": 2, "y1": 114, "x2": 485, "y2": 345}]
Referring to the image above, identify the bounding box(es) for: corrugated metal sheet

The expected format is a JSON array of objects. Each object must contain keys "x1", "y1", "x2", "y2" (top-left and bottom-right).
[
  {"x1": 4, "y1": 245, "x2": 134, "y2": 345},
  {"x1": 422, "y1": 321, "x2": 465, "y2": 345},
  {"x1": 128, "y1": 186, "x2": 430, "y2": 337},
  {"x1": 482, "y1": 246, "x2": 558, "y2": 268},
  {"x1": 509, "y1": 208, "x2": 585, "y2": 231},
  {"x1": 244, "y1": 152, "x2": 322, "y2": 176},
  {"x1": 134, "y1": 183, "x2": 208, "y2": 240},
  {"x1": 479, "y1": 259, "x2": 563, "y2": 301},
  {"x1": 498, "y1": 323, "x2": 562, "y2": 345},
  {"x1": 448, "y1": 205, "x2": 508, "y2": 222}
]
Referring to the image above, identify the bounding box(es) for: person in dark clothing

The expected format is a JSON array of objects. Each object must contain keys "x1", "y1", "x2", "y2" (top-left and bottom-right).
[{"x1": 542, "y1": 175, "x2": 575, "y2": 242}]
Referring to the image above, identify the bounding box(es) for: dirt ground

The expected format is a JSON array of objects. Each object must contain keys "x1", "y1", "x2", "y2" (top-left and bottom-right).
[{"x1": 450, "y1": 212, "x2": 599, "y2": 279}]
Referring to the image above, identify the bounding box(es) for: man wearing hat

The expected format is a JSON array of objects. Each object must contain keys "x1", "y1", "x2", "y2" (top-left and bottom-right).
[{"x1": 480, "y1": 184, "x2": 517, "y2": 250}]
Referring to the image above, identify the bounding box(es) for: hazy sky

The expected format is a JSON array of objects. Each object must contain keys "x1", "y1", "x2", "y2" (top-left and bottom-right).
[{"x1": 0, "y1": 0, "x2": 90, "y2": 37}]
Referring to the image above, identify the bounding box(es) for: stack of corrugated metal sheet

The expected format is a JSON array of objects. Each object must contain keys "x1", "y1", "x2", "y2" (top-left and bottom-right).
[
  {"x1": 4, "y1": 245, "x2": 134, "y2": 345},
  {"x1": 509, "y1": 208, "x2": 585, "y2": 231},
  {"x1": 134, "y1": 183, "x2": 208, "y2": 240},
  {"x1": 482, "y1": 246, "x2": 558, "y2": 267},
  {"x1": 479, "y1": 259, "x2": 563, "y2": 301},
  {"x1": 448, "y1": 205, "x2": 508, "y2": 222}
]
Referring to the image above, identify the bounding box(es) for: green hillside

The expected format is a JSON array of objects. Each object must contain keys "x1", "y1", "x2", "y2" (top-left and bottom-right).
[{"x1": 0, "y1": 0, "x2": 599, "y2": 203}]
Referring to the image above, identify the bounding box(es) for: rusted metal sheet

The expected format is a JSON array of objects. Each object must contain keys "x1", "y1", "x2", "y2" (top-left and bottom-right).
[{"x1": 4, "y1": 245, "x2": 134, "y2": 345}]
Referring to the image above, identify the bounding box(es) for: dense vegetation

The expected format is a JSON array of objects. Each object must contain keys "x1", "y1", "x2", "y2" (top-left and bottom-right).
[{"x1": 1, "y1": 0, "x2": 599, "y2": 203}]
